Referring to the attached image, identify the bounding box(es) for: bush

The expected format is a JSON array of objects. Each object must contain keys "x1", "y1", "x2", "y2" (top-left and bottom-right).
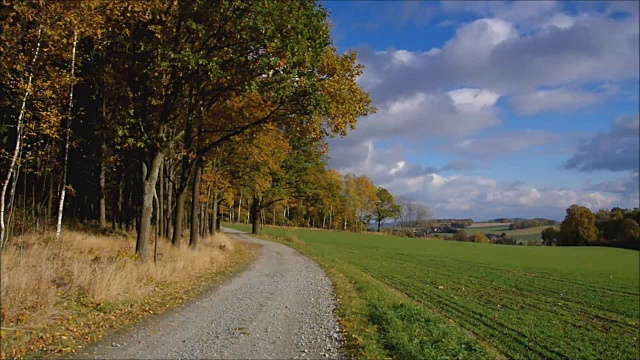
[
  {"x1": 472, "y1": 233, "x2": 489, "y2": 244},
  {"x1": 452, "y1": 230, "x2": 468, "y2": 242}
]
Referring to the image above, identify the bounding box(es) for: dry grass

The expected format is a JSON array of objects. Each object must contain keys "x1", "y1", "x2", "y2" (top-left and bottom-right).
[
  {"x1": 283, "y1": 233, "x2": 306, "y2": 246},
  {"x1": 0, "y1": 230, "x2": 237, "y2": 329}
]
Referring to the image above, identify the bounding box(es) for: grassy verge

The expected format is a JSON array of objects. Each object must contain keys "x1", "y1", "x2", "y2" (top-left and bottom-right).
[
  {"x1": 226, "y1": 224, "x2": 493, "y2": 359},
  {"x1": 0, "y1": 229, "x2": 258, "y2": 359}
]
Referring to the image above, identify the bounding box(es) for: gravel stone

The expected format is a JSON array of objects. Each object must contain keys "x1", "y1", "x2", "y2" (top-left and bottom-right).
[{"x1": 77, "y1": 229, "x2": 343, "y2": 359}]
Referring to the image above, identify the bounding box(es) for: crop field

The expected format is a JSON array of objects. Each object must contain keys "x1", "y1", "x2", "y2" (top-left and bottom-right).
[
  {"x1": 468, "y1": 222, "x2": 512, "y2": 228},
  {"x1": 434, "y1": 224, "x2": 559, "y2": 241},
  {"x1": 227, "y1": 224, "x2": 640, "y2": 359},
  {"x1": 467, "y1": 225, "x2": 560, "y2": 241},
  {"x1": 463, "y1": 225, "x2": 512, "y2": 234},
  {"x1": 502, "y1": 225, "x2": 560, "y2": 241}
]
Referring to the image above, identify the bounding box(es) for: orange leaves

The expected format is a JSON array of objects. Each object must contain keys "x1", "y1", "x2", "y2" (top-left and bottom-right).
[{"x1": 314, "y1": 48, "x2": 375, "y2": 139}]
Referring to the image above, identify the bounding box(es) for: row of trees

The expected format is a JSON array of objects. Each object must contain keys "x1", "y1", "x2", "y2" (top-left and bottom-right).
[
  {"x1": 486, "y1": 218, "x2": 558, "y2": 230},
  {"x1": 228, "y1": 172, "x2": 402, "y2": 234},
  {"x1": 508, "y1": 218, "x2": 558, "y2": 230},
  {"x1": 0, "y1": 0, "x2": 375, "y2": 260},
  {"x1": 542, "y1": 206, "x2": 640, "y2": 246}
]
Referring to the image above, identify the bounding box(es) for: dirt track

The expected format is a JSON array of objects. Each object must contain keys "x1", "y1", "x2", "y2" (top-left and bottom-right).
[{"x1": 78, "y1": 229, "x2": 342, "y2": 359}]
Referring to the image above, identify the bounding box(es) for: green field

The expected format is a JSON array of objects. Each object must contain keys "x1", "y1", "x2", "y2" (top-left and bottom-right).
[
  {"x1": 464, "y1": 225, "x2": 512, "y2": 234},
  {"x1": 227, "y1": 224, "x2": 640, "y2": 359},
  {"x1": 470, "y1": 224, "x2": 561, "y2": 241},
  {"x1": 502, "y1": 225, "x2": 561, "y2": 241},
  {"x1": 436, "y1": 225, "x2": 559, "y2": 242}
]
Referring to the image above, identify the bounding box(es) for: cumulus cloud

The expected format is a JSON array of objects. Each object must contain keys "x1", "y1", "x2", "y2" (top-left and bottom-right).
[
  {"x1": 329, "y1": 141, "x2": 437, "y2": 186},
  {"x1": 331, "y1": 88, "x2": 501, "y2": 146},
  {"x1": 357, "y1": 10, "x2": 638, "y2": 103},
  {"x1": 565, "y1": 113, "x2": 640, "y2": 172},
  {"x1": 327, "y1": 2, "x2": 639, "y2": 219},
  {"x1": 380, "y1": 172, "x2": 634, "y2": 219},
  {"x1": 586, "y1": 172, "x2": 640, "y2": 196},
  {"x1": 440, "y1": 130, "x2": 559, "y2": 157},
  {"x1": 509, "y1": 87, "x2": 603, "y2": 115}
]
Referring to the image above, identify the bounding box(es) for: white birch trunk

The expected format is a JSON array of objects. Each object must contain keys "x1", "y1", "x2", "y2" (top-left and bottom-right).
[
  {"x1": 54, "y1": 30, "x2": 78, "y2": 241},
  {"x1": 0, "y1": 27, "x2": 43, "y2": 249}
]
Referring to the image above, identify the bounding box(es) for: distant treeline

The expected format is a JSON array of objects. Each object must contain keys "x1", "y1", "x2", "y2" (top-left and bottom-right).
[
  {"x1": 483, "y1": 218, "x2": 558, "y2": 229},
  {"x1": 428, "y1": 219, "x2": 474, "y2": 229}
]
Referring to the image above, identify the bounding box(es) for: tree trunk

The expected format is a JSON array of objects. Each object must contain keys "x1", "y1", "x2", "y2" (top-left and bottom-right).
[
  {"x1": 329, "y1": 206, "x2": 333, "y2": 229},
  {"x1": 1, "y1": 26, "x2": 42, "y2": 249},
  {"x1": 172, "y1": 145, "x2": 193, "y2": 246},
  {"x1": 46, "y1": 174, "x2": 54, "y2": 227},
  {"x1": 237, "y1": 192, "x2": 242, "y2": 224},
  {"x1": 118, "y1": 180, "x2": 125, "y2": 230},
  {"x1": 98, "y1": 140, "x2": 107, "y2": 228},
  {"x1": 153, "y1": 180, "x2": 159, "y2": 263},
  {"x1": 136, "y1": 153, "x2": 163, "y2": 261},
  {"x1": 54, "y1": 29, "x2": 78, "y2": 241},
  {"x1": 166, "y1": 168, "x2": 172, "y2": 238},
  {"x1": 6, "y1": 159, "x2": 21, "y2": 244},
  {"x1": 31, "y1": 171, "x2": 37, "y2": 232},
  {"x1": 211, "y1": 191, "x2": 218, "y2": 235},
  {"x1": 189, "y1": 159, "x2": 202, "y2": 248},
  {"x1": 216, "y1": 197, "x2": 223, "y2": 231},
  {"x1": 250, "y1": 196, "x2": 260, "y2": 234},
  {"x1": 172, "y1": 188, "x2": 187, "y2": 247},
  {"x1": 158, "y1": 160, "x2": 164, "y2": 238},
  {"x1": 201, "y1": 183, "x2": 210, "y2": 237}
]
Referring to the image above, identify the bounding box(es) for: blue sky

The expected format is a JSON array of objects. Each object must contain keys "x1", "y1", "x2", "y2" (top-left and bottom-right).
[{"x1": 323, "y1": 1, "x2": 639, "y2": 220}]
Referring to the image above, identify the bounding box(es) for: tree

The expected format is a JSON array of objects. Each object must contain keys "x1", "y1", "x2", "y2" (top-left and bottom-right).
[
  {"x1": 558, "y1": 205, "x2": 598, "y2": 246},
  {"x1": 415, "y1": 204, "x2": 432, "y2": 233},
  {"x1": 541, "y1": 227, "x2": 559, "y2": 246},
  {"x1": 452, "y1": 230, "x2": 468, "y2": 242},
  {"x1": 619, "y1": 218, "x2": 640, "y2": 243},
  {"x1": 0, "y1": 1, "x2": 377, "y2": 257},
  {"x1": 473, "y1": 232, "x2": 489, "y2": 243},
  {"x1": 373, "y1": 187, "x2": 399, "y2": 232},
  {"x1": 115, "y1": 0, "x2": 338, "y2": 257},
  {"x1": 0, "y1": 8, "x2": 44, "y2": 248}
]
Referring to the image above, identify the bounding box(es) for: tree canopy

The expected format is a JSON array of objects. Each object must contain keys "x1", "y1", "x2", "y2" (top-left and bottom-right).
[
  {"x1": 558, "y1": 205, "x2": 598, "y2": 246},
  {"x1": 0, "y1": 0, "x2": 376, "y2": 256}
]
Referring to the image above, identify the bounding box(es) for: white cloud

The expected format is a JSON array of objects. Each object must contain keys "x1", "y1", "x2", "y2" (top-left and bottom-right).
[
  {"x1": 381, "y1": 172, "x2": 633, "y2": 218},
  {"x1": 330, "y1": 141, "x2": 437, "y2": 185},
  {"x1": 510, "y1": 87, "x2": 603, "y2": 115},
  {"x1": 392, "y1": 50, "x2": 416, "y2": 65},
  {"x1": 448, "y1": 88, "x2": 501, "y2": 112},
  {"x1": 336, "y1": 89, "x2": 501, "y2": 144},
  {"x1": 542, "y1": 13, "x2": 576, "y2": 30},
  {"x1": 442, "y1": 18, "x2": 518, "y2": 68},
  {"x1": 356, "y1": 10, "x2": 638, "y2": 102},
  {"x1": 441, "y1": 130, "x2": 559, "y2": 156},
  {"x1": 565, "y1": 113, "x2": 640, "y2": 172},
  {"x1": 328, "y1": 2, "x2": 639, "y2": 219},
  {"x1": 586, "y1": 172, "x2": 640, "y2": 196}
]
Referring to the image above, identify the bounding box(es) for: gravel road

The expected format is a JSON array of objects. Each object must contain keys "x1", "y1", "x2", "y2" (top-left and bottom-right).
[{"x1": 78, "y1": 229, "x2": 342, "y2": 359}]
